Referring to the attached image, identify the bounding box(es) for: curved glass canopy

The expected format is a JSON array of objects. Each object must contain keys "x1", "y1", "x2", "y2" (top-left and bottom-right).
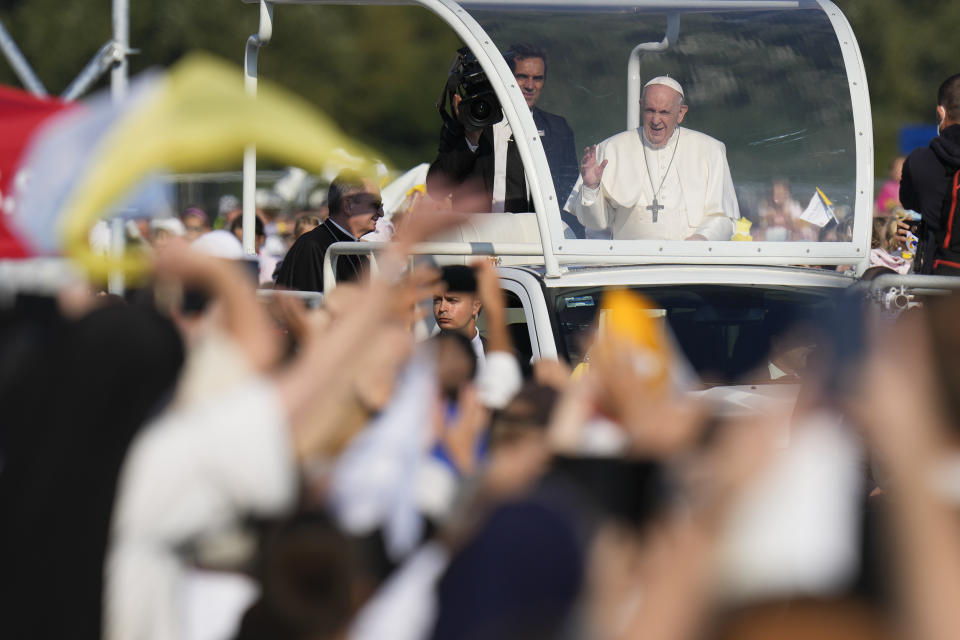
[
  {"x1": 458, "y1": 0, "x2": 871, "y2": 263},
  {"x1": 243, "y1": 0, "x2": 871, "y2": 267}
]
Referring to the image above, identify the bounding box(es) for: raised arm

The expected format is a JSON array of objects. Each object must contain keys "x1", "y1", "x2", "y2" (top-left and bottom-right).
[
  {"x1": 580, "y1": 144, "x2": 607, "y2": 190},
  {"x1": 567, "y1": 144, "x2": 613, "y2": 232},
  {"x1": 156, "y1": 240, "x2": 280, "y2": 371}
]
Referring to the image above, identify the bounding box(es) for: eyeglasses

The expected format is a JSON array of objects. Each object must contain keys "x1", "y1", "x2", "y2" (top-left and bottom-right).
[{"x1": 348, "y1": 193, "x2": 383, "y2": 211}]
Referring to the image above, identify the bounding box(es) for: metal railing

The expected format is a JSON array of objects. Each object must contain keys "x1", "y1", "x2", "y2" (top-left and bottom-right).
[
  {"x1": 322, "y1": 241, "x2": 545, "y2": 292},
  {"x1": 857, "y1": 273, "x2": 960, "y2": 311},
  {"x1": 256, "y1": 288, "x2": 324, "y2": 308}
]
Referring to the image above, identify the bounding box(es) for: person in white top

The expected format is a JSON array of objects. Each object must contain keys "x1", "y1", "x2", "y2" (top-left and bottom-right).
[
  {"x1": 106, "y1": 212, "x2": 471, "y2": 640},
  {"x1": 566, "y1": 76, "x2": 740, "y2": 241}
]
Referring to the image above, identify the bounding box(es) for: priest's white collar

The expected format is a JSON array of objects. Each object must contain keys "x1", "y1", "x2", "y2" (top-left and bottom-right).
[{"x1": 328, "y1": 218, "x2": 357, "y2": 240}]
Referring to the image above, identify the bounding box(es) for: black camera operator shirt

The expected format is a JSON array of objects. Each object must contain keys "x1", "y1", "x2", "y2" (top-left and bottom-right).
[{"x1": 426, "y1": 122, "x2": 529, "y2": 213}]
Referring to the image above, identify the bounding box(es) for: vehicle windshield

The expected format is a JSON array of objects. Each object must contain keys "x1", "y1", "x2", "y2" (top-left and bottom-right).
[
  {"x1": 554, "y1": 284, "x2": 837, "y2": 385},
  {"x1": 467, "y1": 2, "x2": 857, "y2": 244}
]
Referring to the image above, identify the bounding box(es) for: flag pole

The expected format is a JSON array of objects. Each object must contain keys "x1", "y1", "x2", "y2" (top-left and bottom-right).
[{"x1": 108, "y1": 0, "x2": 129, "y2": 295}]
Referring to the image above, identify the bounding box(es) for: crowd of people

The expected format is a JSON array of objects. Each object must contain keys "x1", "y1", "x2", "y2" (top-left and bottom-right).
[
  {"x1": 3, "y1": 197, "x2": 960, "y2": 639},
  {"x1": 96, "y1": 192, "x2": 328, "y2": 288},
  {"x1": 120, "y1": 51, "x2": 960, "y2": 296},
  {"x1": 4, "y1": 30, "x2": 960, "y2": 639}
]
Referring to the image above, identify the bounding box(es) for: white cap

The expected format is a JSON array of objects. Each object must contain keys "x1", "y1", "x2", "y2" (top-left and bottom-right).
[
  {"x1": 191, "y1": 230, "x2": 244, "y2": 259},
  {"x1": 218, "y1": 194, "x2": 240, "y2": 216},
  {"x1": 150, "y1": 217, "x2": 186, "y2": 236},
  {"x1": 643, "y1": 75, "x2": 684, "y2": 98}
]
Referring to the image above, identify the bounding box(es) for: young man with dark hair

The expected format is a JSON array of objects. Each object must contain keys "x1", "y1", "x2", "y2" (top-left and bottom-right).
[
  {"x1": 434, "y1": 265, "x2": 485, "y2": 362},
  {"x1": 275, "y1": 170, "x2": 384, "y2": 291},
  {"x1": 900, "y1": 73, "x2": 960, "y2": 274}
]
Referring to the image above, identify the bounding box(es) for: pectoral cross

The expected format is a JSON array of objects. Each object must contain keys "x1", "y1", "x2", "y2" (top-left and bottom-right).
[{"x1": 646, "y1": 198, "x2": 663, "y2": 223}]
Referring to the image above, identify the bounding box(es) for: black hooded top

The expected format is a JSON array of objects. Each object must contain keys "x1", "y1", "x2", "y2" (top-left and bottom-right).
[{"x1": 900, "y1": 124, "x2": 960, "y2": 269}]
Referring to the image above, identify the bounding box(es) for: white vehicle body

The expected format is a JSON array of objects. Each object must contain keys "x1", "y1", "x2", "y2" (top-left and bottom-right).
[
  {"x1": 242, "y1": 0, "x2": 902, "y2": 414},
  {"x1": 496, "y1": 262, "x2": 854, "y2": 360}
]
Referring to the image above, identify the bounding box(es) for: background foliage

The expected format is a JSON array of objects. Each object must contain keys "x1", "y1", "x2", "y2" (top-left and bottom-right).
[
  {"x1": 0, "y1": 0, "x2": 958, "y2": 176},
  {"x1": 0, "y1": 1, "x2": 460, "y2": 170}
]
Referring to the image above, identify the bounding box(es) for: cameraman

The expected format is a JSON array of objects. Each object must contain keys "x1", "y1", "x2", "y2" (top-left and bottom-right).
[{"x1": 426, "y1": 44, "x2": 582, "y2": 235}]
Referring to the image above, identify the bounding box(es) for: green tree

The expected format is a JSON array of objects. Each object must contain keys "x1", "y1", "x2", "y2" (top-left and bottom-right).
[
  {"x1": 0, "y1": 1, "x2": 459, "y2": 169},
  {"x1": 4, "y1": 0, "x2": 957, "y2": 177},
  {"x1": 835, "y1": 0, "x2": 960, "y2": 175}
]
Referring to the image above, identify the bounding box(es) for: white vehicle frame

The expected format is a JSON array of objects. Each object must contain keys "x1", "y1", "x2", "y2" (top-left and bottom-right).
[{"x1": 239, "y1": 0, "x2": 875, "y2": 274}]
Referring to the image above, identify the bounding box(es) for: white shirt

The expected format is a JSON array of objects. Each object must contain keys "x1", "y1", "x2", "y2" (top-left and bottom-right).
[
  {"x1": 566, "y1": 127, "x2": 739, "y2": 240},
  {"x1": 106, "y1": 379, "x2": 297, "y2": 640},
  {"x1": 491, "y1": 119, "x2": 513, "y2": 213},
  {"x1": 348, "y1": 542, "x2": 449, "y2": 640},
  {"x1": 470, "y1": 328, "x2": 522, "y2": 410},
  {"x1": 465, "y1": 121, "x2": 530, "y2": 214},
  {"x1": 469, "y1": 327, "x2": 486, "y2": 366}
]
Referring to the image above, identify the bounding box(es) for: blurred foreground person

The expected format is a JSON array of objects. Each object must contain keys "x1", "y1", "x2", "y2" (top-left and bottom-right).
[
  {"x1": 233, "y1": 512, "x2": 373, "y2": 640},
  {"x1": 0, "y1": 295, "x2": 185, "y2": 639},
  {"x1": 353, "y1": 288, "x2": 955, "y2": 640},
  {"x1": 104, "y1": 210, "x2": 466, "y2": 640},
  {"x1": 19, "y1": 199, "x2": 960, "y2": 640},
  {"x1": 852, "y1": 296, "x2": 960, "y2": 640}
]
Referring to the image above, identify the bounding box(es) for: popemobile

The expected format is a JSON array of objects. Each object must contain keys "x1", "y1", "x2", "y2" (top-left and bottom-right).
[{"x1": 240, "y1": 0, "x2": 960, "y2": 422}]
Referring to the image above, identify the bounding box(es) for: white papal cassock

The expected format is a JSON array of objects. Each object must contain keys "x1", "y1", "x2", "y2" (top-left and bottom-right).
[{"x1": 565, "y1": 127, "x2": 740, "y2": 241}]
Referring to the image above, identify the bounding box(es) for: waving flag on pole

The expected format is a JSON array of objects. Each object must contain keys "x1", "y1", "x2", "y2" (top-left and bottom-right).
[
  {"x1": 800, "y1": 187, "x2": 837, "y2": 228},
  {"x1": 8, "y1": 53, "x2": 382, "y2": 280}
]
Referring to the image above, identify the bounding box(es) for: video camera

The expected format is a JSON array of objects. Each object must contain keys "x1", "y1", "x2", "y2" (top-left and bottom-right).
[{"x1": 438, "y1": 47, "x2": 503, "y2": 133}]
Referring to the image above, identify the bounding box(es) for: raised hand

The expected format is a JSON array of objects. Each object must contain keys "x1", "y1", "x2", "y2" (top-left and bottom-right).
[
  {"x1": 469, "y1": 257, "x2": 512, "y2": 355},
  {"x1": 581, "y1": 144, "x2": 608, "y2": 189},
  {"x1": 153, "y1": 238, "x2": 281, "y2": 372}
]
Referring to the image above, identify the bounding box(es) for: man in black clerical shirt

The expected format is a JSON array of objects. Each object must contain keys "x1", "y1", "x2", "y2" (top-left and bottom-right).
[
  {"x1": 426, "y1": 43, "x2": 583, "y2": 236},
  {"x1": 275, "y1": 170, "x2": 383, "y2": 292}
]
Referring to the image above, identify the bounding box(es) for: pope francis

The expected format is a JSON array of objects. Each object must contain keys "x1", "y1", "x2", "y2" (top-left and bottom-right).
[{"x1": 565, "y1": 76, "x2": 740, "y2": 241}]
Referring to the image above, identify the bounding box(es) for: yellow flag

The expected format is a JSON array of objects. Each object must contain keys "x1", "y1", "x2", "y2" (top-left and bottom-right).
[
  {"x1": 61, "y1": 53, "x2": 382, "y2": 280},
  {"x1": 597, "y1": 288, "x2": 670, "y2": 390}
]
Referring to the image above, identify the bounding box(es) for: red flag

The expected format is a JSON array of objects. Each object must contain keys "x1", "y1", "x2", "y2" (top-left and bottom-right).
[{"x1": 0, "y1": 85, "x2": 74, "y2": 257}]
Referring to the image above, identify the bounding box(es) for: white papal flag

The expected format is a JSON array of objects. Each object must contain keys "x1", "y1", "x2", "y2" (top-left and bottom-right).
[{"x1": 800, "y1": 187, "x2": 837, "y2": 228}]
